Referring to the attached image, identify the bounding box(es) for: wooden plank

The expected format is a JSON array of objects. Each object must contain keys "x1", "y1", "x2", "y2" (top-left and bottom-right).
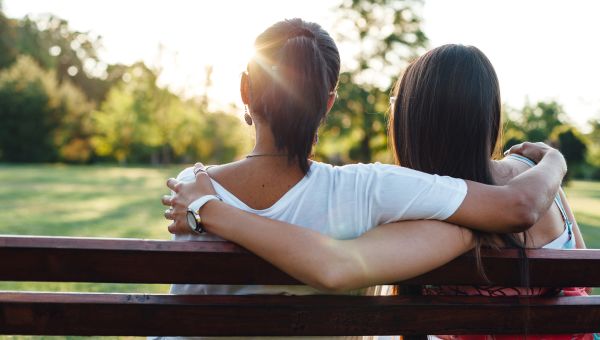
[
  {"x1": 1, "y1": 235, "x2": 600, "y2": 286},
  {"x1": 0, "y1": 235, "x2": 296, "y2": 284},
  {"x1": 0, "y1": 293, "x2": 599, "y2": 336}
]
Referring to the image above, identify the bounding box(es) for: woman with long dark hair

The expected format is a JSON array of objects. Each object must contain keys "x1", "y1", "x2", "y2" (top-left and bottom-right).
[
  {"x1": 389, "y1": 44, "x2": 591, "y2": 340},
  {"x1": 390, "y1": 44, "x2": 587, "y2": 276}
]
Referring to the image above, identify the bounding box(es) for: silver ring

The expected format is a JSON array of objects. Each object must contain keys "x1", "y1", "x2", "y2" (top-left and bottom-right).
[
  {"x1": 164, "y1": 208, "x2": 172, "y2": 217},
  {"x1": 193, "y1": 167, "x2": 206, "y2": 175}
]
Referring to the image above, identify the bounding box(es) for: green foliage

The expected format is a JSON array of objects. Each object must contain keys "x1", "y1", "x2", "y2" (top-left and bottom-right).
[
  {"x1": 0, "y1": 55, "x2": 95, "y2": 163},
  {"x1": 0, "y1": 8, "x2": 17, "y2": 69},
  {"x1": 14, "y1": 15, "x2": 113, "y2": 103},
  {"x1": 92, "y1": 63, "x2": 251, "y2": 165},
  {"x1": 501, "y1": 100, "x2": 597, "y2": 180},
  {"x1": 317, "y1": 0, "x2": 427, "y2": 164},
  {"x1": 583, "y1": 119, "x2": 600, "y2": 179},
  {"x1": 0, "y1": 9, "x2": 123, "y2": 104},
  {"x1": 502, "y1": 101, "x2": 566, "y2": 149},
  {"x1": 317, "y1": 72, "x2": 391, "y2": 163},
  {"x1": 0, "y1": 57, "x2": 63, "y2": 161},
  {"x1": 550, "y1": 125, "x2": 588, "y2": 164},
  {"x1": 0, "y1": 9, "x2": 251, "y2": 166}
]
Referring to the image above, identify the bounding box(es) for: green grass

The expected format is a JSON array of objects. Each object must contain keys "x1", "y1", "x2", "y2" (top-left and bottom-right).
[
  {"x1": 0, "y1": 165, "x2": 599, "y2": 296},
  {"x1": 0, "y1": 163, "x2": 185, "y2": 295},
  {"x1": 0, "y1": 164, "x2": 181, "y2": 239},
  {"x1": 564, "y1": 180, "x2": 600, "y2": 248}
]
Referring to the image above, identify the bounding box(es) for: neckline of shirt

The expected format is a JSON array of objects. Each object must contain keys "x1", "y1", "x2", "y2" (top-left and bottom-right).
[{"x1": 209, "y1": 161, "x2": 323, "y2": 215}]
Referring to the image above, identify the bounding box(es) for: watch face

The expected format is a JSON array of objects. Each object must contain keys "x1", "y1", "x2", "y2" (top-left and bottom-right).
[{"x1": 186, "y1": 211, "x2": 197, "y2": 230}]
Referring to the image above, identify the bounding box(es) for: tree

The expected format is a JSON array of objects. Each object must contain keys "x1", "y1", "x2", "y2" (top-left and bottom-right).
[
  {"x1": 501, "y1": 101, "x2": 566, "y2": 150},
  {"x1": 0, "y1": 55, "x2": 92, "y2": 162},
  {"x1": 91, "y1": 63, "x2": 162, "y2": 164},
  {"x1": 317, "y1": 0, "x2": 428, "y2": 164},
  {"x1": 0, "y1": 4, "x2": 17, "y2": 69},
  {"x1": 550, "y1": 125, "x2": 588, "y2": 180},
  {"x1": 584, "y1": 118, "x2": 600, "y2": 178},
  {"x1": 91, "y1": 62, "x2": 251, "y2": 164}
]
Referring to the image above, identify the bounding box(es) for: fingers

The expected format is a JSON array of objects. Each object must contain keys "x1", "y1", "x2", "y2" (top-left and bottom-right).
[
  {"x1": 167, "y1": 220, "x2": 190, "y2": 235},
  {"x1": 161, "y1": 195, "x2": 173, "y2": 206},
  {"x1": 193, "y1": 162, "x2": 207, "y2": 177},
  {"x1": 505, "y1": 142, "x2": 526, "y2": 156},
  {"x1": 167, "y1": 222, "x2": 177, "y2": 234},
  {"x1": 505, "y1": 141, "x2": 557, "y2": 164},
  {"x1": 164, "y1": 208, "x2": 174, "y2": 220},
  {"x1": 505, "y1": 142, "x2": 538, "y2": 156},
  {"x1": 166, "y1": 178, "x2": 180, "y2": 192}
]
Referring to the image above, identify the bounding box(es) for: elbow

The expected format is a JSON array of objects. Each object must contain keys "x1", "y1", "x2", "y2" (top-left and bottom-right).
[
  {"x1": 311, "y1": 268, "x2": 353, "y2": 293},
  {"x1": 508, "y1": 191, "x2": 540, "y2": 233}
]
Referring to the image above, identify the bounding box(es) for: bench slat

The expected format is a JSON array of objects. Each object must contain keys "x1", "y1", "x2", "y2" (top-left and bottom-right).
[
  {"x1": 1, "y1": 292, "x2": 599, "y2": 336},
  {"x1": 1, "y1": 235, "x2": 600, "y2": 286}
]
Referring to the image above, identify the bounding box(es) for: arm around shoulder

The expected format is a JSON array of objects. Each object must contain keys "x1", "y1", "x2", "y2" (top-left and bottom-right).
[
  {"x1": 447, "y1": 145, "x2": 567, "y2": 233},
  {"x1": 200, "y1": 201, "x2": 473, "y2": 292}
]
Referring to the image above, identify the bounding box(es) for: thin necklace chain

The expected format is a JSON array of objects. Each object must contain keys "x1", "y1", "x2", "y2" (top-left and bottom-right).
[{"x1": 245, "y1": 153, "x2": 288, "y2": 158}]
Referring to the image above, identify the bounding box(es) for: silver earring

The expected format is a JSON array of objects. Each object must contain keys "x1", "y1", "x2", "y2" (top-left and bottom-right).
[{"x1": 244, "y1": 106, "x2": 252, "y2": 126}]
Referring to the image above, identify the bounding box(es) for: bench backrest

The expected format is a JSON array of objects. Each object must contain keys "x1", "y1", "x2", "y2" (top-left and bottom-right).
[{"x1": 1, "y1": 235, "x2": 599, "y2": 336}]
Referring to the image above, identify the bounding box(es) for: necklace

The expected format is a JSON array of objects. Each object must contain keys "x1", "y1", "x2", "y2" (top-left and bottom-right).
[{"x1": 246, "y1": 153, "x2": 288, "y2": 158}]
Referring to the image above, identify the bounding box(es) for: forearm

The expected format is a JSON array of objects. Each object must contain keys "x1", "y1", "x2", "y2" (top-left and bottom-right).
[
  {"x1": 504, "y1": 150, "x2": 567, "y2": 225},
  {"x1": 200, "y1": 200, "x2": 350, "y2": 290},
  {"x1": 448, "y1": 150, "x2": 566, "y2": 233}
]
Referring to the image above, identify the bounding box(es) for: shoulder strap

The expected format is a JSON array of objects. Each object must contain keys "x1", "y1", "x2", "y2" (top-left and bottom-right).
[
  {"x1": 554, "y1": 194, "x2": 573, "y2": 235},
  {"x1": 506, "y1": 154, "x2": 571, "y2": 228},
  {"x1": 506, "y1": 153, "x2": 537, "y2": 167}
]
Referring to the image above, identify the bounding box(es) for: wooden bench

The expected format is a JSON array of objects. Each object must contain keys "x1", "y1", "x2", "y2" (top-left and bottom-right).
[{"x1": 0, "y1": 235, "x2": 599, "y2": 337}]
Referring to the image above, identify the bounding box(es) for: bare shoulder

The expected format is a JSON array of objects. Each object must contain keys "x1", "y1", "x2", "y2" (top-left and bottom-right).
[{"x1": 206, "y1": 160, "x2": 246, "y2": 182}]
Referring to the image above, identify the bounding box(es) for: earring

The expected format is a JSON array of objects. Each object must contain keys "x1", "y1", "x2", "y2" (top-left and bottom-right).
[
  {"x1": 244, "y1": 106, "x2": 252, "y2": 126},
  {"x1": 313, "y1": 134, "x2": 319, "y2": 145}
]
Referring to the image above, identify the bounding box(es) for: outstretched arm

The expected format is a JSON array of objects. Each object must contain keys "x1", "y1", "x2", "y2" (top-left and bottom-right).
[
  {"x1": 177, "y1": 194, "x2": 473, "y2": 292},
  {"x1": 206, "y1": 207, "x2": 473, "y2": 291}
]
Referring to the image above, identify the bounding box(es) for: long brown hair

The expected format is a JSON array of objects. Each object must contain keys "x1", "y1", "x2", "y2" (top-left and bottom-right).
[{"x1": 389, "y1": 44, "x2": 525, "y2": 279}]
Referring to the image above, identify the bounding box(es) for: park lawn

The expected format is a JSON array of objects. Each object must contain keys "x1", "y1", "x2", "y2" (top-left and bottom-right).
[
  {"x1": 0, "y1": 163, "x2": 186, "y2": 294},
  {"x1": 0, "y1": 164, "x2": 599, "y2": 294},
  {"x1": 564, "y1": 180, "x2": 600, "y2": 247}
]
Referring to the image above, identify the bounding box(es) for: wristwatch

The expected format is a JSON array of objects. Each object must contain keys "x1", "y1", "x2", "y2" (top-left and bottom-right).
[{"x1": 186, "y1": 194, "x2": 223, "y2": 234}]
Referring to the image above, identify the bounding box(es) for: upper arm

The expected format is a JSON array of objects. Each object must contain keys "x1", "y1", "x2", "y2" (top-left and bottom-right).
[{"x1": 365, "y1": 164, "x2": 468, "y2": 224}]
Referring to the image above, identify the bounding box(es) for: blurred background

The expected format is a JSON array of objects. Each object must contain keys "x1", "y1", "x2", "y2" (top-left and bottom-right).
[{"x1": 1, "y1": 0, "x2": 599, "y2": 287}]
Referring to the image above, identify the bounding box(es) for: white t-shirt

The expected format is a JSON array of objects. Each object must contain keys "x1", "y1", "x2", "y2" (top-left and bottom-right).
[{"x1": 171, "y1": 161, "x2": 467, "y2": 297}]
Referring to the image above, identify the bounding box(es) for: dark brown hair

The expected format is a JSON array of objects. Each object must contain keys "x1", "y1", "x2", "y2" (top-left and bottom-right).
[
  {"x1": 247, "y1": 18, "x2": 340, "y2": 174},
  {"x1": 389, "y1": 44, "x2": 525, "y2": 278}
]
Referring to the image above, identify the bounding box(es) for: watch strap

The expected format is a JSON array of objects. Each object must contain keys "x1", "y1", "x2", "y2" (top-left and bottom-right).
[
  {"x1": 187, "y1": 194, "x2": 223, "y2": 234},
  {"x1": 188, "y1": 194, "x2": 223, "y2": 213}
]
